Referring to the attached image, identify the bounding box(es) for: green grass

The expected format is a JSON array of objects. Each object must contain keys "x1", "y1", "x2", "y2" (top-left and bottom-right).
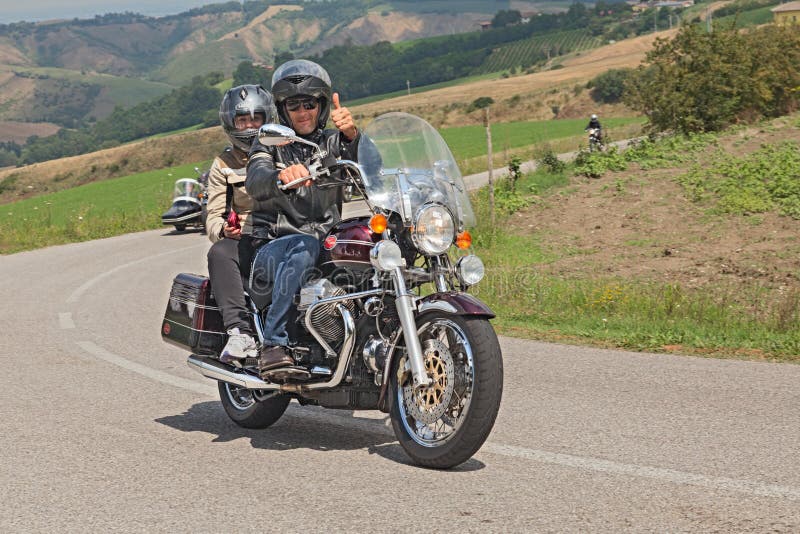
[
  {"x1": 0, "y1": 161, "x2": 210, "y2": 254},
  {"x1": 713, "y1": 5, "x2": 777, "y2": 28},
  {"x1": 678, "y1": 141, "x2": 800, "y2": 219},
  {"x1": 442, "y1": 117, "x2": 643, "y2": 161}
]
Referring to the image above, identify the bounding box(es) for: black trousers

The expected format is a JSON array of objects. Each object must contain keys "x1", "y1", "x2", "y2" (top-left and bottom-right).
[{"x1": 207, "y1": 235, "x2": 255, "y2": 334}]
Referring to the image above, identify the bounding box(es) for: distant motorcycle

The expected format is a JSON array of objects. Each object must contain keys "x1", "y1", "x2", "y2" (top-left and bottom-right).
[
  {"x1": 587, "y1": 128, "x2": 604, "y2": 152},
  {"x1": 161, "y1": 167, "x2": 208, "y2": 232}
]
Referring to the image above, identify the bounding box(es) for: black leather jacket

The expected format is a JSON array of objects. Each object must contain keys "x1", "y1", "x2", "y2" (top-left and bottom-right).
[
  {"x1": 585, "y1": 119, "x2": 602, "y2": 131},
  {"x1": 246, "y1": 128, "x2": 360, "y2": 242}
]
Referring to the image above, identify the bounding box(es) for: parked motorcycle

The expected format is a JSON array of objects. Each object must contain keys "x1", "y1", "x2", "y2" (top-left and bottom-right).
[
  {"x1": 161, "y1": 167, "x2": 208, "y2": 232},
  {"x1": 587, "y1": 127, "x2": 604, "y2": 152},
  {"x1": 161, "y1": 112, "x2": 503, "y2": 468}
]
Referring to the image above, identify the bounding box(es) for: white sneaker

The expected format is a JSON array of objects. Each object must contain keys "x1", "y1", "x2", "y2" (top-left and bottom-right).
[{"x1": 220, "y1": 328, "x2": 257, "y2": 363}]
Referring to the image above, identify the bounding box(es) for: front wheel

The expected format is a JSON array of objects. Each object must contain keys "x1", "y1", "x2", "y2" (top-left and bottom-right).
[
  {"x1": 218, "y1": 381, "x2": 290, "y2": 429},
  {"x1": 389, "y1": 314, "x2": 503, "y2": 469}
]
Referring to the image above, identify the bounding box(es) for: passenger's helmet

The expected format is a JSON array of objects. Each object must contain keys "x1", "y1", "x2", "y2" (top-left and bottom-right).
[
  {"x1": 219, "y1": 84, "x2": 276, "y2": 151},
  {"x1": 271, "y1": 59, "x2": 332, "y2": 130}
]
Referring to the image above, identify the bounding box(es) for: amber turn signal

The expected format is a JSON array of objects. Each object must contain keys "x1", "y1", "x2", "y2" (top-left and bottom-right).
[
  {"x1": 455, "y1": 230, "x2": 472, "y2": 250},
  {"x1": 369, "y1": 213, "x2": 388, "y2": 234}
]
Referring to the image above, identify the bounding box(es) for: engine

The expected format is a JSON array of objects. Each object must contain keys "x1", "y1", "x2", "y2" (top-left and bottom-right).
[{"x1": 298, "y1": 279, "x2": 356, "y2": 342}]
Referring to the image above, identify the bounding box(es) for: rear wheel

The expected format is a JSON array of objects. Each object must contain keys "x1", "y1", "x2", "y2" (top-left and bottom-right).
[
  {"x1": 218, "y1": 382, "x2": 290, "y2": 429},
  {"x1": 389, "y1": 313, "x2": 503, "y2": 469}
]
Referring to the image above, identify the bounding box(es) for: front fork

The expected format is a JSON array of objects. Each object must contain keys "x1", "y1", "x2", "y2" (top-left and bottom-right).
[{"x1": 391, "y1": 267, "x2": 432, "y2": 387}]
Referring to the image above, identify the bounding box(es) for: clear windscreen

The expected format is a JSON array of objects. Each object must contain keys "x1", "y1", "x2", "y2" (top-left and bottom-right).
[
  {"x1": 172, "y1": 178, "x2": 201, "y2": 201},
  {"x1": 357, "y1": 112, "x2": 475, "y2": 229}
]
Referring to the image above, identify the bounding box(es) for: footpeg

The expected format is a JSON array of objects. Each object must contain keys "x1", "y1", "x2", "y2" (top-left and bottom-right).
[{"x1": 261, "y1": 366, "x2": 312, "y2": 383}]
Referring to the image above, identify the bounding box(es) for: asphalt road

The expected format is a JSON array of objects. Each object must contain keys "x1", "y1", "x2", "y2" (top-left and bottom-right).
[{"x1": 1, "y1": 225, "x2": 799, "y2": 532}]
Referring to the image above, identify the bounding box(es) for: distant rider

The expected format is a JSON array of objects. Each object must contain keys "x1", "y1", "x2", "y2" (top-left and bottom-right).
[
  {"x1": 585, "y1": 113, "x2": 602, "y2": 141},
  {"x1": 206, "y1": 84, "x2": 277, "y2": 363}
]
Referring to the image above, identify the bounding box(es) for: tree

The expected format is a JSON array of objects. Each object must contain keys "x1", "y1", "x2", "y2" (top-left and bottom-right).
[
  {"x1": 273, "y1": 51, "x2": 295, "y2": 69},
  {"x1": 625, "y1": 23, "x2": 800, "y2": 133},
  {"x1": 589, "y1": 68, "x2": 632, "y2": 103},
  {"x1": 491, "y1": 10, "x2": 522, "y2": 28},
  {"x1": 232, "y1": 61, "x2": 271, "y2": 88}
]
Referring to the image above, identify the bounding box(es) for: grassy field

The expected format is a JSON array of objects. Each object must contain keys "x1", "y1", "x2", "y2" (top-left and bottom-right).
[
  {"x1": 0, "y1": 161, "x2": 210, "y2": 254},
  {"x1": 442, "y1": 117, "x2": 643, "y2": 160}
]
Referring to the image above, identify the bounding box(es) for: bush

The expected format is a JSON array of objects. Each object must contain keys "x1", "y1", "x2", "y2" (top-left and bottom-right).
[
  {"x1": 536, "y1": 148, "x2": 565, "y2": 173},
  {"x1": 589, "y1": 68, "x2": 632, "y2": 104},
  {"x1": 466, "y1": 96, "x2": 494, "y2": 113}
]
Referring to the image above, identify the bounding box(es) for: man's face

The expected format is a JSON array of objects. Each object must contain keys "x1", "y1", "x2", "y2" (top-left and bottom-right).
[
  {"x1": 284, "y1": 96, "x2": 320, "y2": 136},
  {"x1": 234, "y1": 113, "x2": 265, "y2": 131}
]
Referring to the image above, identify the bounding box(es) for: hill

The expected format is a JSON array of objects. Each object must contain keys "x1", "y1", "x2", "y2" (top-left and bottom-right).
[
  {"x1": 0, "y1": 27, "x2": 658, "y2": 203},
  {"x1": 351, "y1": 30, "x2": 673, "y2": 127},
  {"x1": 0, "y1": 0, "x2": 534, "y2": 139}
]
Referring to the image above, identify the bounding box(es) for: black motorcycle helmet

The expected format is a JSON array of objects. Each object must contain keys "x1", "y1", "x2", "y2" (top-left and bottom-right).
[
  {"x1": 219, "y1": 84, "x2": 276, "y2": 151},
  {"x1": 271, "y1": 59, "x2": 332, "y2": 131}
]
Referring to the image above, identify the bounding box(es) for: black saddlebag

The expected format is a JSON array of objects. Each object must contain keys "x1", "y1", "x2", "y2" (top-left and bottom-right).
[{"x1": 161, "y1": 273, "x2": 225, "y2": 355}]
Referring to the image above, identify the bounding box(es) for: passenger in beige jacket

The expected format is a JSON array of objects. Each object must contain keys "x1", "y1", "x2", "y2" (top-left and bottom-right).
[{"x1": 206, "y1": 84, "x2": 277, "y2": 362}]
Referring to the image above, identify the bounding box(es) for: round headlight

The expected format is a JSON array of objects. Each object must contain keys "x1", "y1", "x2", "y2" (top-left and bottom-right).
[
  {"x1": 412, "y1": 204, "x2": 455, "y2": 255},
  {"x1": 456, "y1": 254, "x2": 485, "y2": 286},
  {"x1": 370, "y1": 240, "x2": 404, "y2": 271}
]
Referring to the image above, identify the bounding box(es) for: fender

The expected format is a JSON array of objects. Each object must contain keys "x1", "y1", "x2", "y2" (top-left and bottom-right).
[{"x1": 416, "y1": 291, "x2": 495, "y2": 318}]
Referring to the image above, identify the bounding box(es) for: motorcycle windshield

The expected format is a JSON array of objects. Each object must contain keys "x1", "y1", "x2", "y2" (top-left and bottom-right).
[
  {"x1": 172, "y1": 178, "x2": 201, "y2": 201},
  {"x1": 358, "y1": 112, "x2": 475, "y2": 229}
]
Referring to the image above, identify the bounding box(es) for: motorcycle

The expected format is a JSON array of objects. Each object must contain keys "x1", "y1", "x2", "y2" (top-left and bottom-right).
[
  {"x1": 161, "y1": 112, "x2": 503, "y2": 468},
  {"x1": 161, "y1": 167, "x2": 208, "y2": 232},
  {"x1": 587, "y1": 127, "x2": 604, "y2": 152}
]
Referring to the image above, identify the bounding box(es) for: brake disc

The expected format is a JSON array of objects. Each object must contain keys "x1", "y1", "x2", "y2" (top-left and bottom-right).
[{"x1": 402, "y1": 339, "x2": 455, "y2": 425}]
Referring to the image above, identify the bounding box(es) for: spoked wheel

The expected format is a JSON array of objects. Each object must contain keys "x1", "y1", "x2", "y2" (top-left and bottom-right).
[
  {"x1": 389, "y1": 313, "x2": 503, "y2": 469},
  {"x1": 218, "y1": 381, "x2": 290, "y2": 429}
]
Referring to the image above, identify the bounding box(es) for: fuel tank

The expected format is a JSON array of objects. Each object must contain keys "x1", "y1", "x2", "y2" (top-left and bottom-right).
[{"x1": 319, "y1": 217, "x2": 381, "y2": 275}]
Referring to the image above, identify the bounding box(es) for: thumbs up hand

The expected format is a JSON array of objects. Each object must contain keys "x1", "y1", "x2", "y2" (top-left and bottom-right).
[{"x1": 330, "y1": 92, "x2": 357, "y2": 141}]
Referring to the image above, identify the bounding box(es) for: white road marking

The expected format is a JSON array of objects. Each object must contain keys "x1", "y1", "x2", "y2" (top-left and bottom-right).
[
  {"x1": 76, "y1": 340, "x2": 215, "y2": 396},
  {"x1": 75, "y1": 338, "x2": 800, "y2": 503},
  {"x1": 482, "y1": 443, "x2": 800, "y2": 501},
  {"x1": 58, "y1": 312, "x2": 75, "y2": 329},
  {"x1": 66, "y1": 243, "x2": 206, "y2": 304}
]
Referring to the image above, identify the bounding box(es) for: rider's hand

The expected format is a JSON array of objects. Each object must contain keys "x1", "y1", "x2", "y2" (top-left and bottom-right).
[
  {"x1": 222, "y1": 222, "x2": 242, "y2": 240},
  {"x1": 330, "y1": 93, "x2": 357, "y2": 141},
  {"x1": 278, "y1": 163, "x2": 312, "y2": 189}
]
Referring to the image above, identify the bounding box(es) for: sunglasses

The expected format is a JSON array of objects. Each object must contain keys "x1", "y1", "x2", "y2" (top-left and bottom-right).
[{"x1": 285, "y1": 98, "x2": 319, "y2": 112}]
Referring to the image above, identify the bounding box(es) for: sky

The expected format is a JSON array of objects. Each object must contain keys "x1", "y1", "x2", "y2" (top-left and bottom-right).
[{"x1": 0, "y1": 1, "x2": 228, "y2": 24}]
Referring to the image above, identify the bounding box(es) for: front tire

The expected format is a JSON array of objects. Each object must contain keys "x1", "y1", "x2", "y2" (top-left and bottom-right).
[
  {"x1": 389, "y1": 314, "x2": 503, "y2": 469},
  {"x1": 218, "y1": 382, "x2": 290, "y2": 429}
]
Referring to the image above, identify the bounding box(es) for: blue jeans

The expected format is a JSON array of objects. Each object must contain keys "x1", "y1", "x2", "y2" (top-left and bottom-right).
[{"x1": 249, "y1": 234, "x2": 320, "y2": 347}]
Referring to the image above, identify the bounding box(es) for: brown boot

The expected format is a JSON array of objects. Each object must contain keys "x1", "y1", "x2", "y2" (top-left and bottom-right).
[{"x1": 259, "y1": 345, "x2": 294, "y2": 372}]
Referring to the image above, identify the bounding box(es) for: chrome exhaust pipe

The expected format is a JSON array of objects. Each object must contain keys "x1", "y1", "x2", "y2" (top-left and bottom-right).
[
  {"x1": 187, "y1": 306, "x2": 356, "y2": 391},
  {"x1": 187, "y1": 355, "x2": 281, "y2": 390}
]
